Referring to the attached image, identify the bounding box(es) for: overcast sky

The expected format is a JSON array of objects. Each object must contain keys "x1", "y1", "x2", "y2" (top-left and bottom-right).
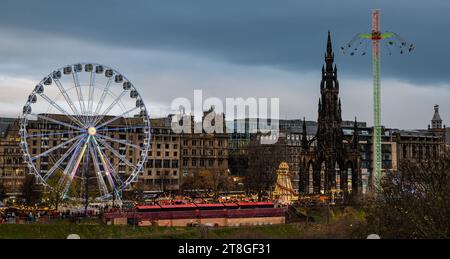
[{"x1": 0, "y1": 0, "x2": 448, "y2": 129}]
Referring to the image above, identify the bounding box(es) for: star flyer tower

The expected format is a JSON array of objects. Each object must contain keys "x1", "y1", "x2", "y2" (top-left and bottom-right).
[{"x1": 341, "y1": 9, "x2": 414, "y2": 190}]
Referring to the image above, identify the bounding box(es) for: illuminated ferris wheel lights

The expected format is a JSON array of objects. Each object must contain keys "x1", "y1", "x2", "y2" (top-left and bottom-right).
[
  {"x1": 20, "y1": 62, "x2": 152, "y2": 199},
  {"x1": 87, "y1": 127, "x2": 97, "y2": 136}
]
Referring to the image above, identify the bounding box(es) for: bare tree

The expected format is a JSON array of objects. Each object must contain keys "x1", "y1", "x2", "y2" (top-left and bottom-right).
[
  {"x1": 0, "y1": 180, "x2": 6, "y2": 201},
  {"x1": 21, "y1": 174, "x2": 41, "y2": 205},
  {"x1": 246, "y1": 136, "x2": 287, "y2": 199},
  {"x1": 181, "y1": 170, "x2": 233, "y2": 198},
  {"x1": 211, "y1": 170, "x2": 233, "y2": 199},
  {"x1": 43, "y1": 170, "x2": 78, "y2": 211},
  {"x1": 364, "y1": 151, "x2": 450, "y2": 238}
]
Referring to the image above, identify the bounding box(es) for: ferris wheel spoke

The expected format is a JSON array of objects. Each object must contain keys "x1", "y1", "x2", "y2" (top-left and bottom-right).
[
  {"x1": 31, "y1": 135, "x2": 84, "y2": 161},
  {"x1": 30, "y1": 113, "x2": 84, "y2": 131},
  {"x1": 95, "y1": 125, "x2": 148, "y2": 133},
  {"x1": 106, "y1": 163, "x2": 123, "y2": 189},
  {"x1": 93, "y1": 138, "x2": 124, "y2": 187},
  {"x1": 95, "y1": 133, "x2": 143, "y2": 150},
  {"x1": 57, "y1": 137, "x2": 86, "y2": 189},
  {"x1": 93, "y1": 77, "x2": 113, "y2": 117},
  {"x1": 87, "y1": 71, "x2": 96, "y2": 118},
  {"x1": 37, "y1": 93, "x2": 86, "y2": 128},
  {"x1": 95, "y1": 136, "x2": 137, "y2": 171},
  {"x1": 54, "y1": 78, "x2": 81, "y2": 116},
  {"x1": 43, "y1": 138, "x2": 84, "y2": 181},
  {"x1": 89, "y1": 142, "x2": 109, "y2": 196},
  {"x1": 91, "y1": 137, "x2": 116, "y2": 190},
  {"x1": 95, "y1": 106, "x2": 140, "y2": 129},
  {"x1": 72, "y1": 71, "x2": 87, "y2": 117},
  {"x1": 62, "y1": 137, "x2": 90, "y2": 196},
  {"x1": 92, "y1": 91, "x2": 127, "y2": 126},
  {"x1": 26, "y1": 130, "x2": 84, "y2": 138}
]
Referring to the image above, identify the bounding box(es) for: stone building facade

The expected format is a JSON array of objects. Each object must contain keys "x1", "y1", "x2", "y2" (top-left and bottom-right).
[
  {"x1": 0, "y1": 119, "x2": 26, "y2": 199},
  {"x1": 178, "y1": 108, "x2": 229, "y2": 182}
]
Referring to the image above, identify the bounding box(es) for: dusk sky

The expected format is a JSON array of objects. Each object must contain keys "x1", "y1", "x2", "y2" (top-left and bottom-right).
[{"x1": 0, "y1": 0, "x2": 448, "y2": 129}]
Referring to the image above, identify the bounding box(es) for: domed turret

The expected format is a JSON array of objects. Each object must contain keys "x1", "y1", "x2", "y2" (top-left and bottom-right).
[{"x1": 278, "y1": 162, "x2": 289, "y2": 171}]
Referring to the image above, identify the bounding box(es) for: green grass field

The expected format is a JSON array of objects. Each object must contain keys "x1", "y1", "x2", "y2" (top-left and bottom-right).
[
  {"x1": 0, "y1": 207, "x2": 366, "y2": 239},
  {"x1": 0, "y1": 222, "x2": 362, "y2": 239}
]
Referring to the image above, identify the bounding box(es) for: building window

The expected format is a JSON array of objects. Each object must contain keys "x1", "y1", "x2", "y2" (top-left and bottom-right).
[
  {"x1": 155, "y1": 160, "x2": 162, "y2": 168},
  {"x1": 173, "y1": 170, "x2": 178, "y2": 176},
  {"x1": 182, "y1": 149, "x2": 188, "y2": 155},
  {"x1": 165, "y1": 144, "x2": 169, "y2": 149},
  {"x1": 173, "y1": 152, "x2": 178, "y2": 157},
  {"x1": 182, "y1": 159, "x2": 188, "y2": 167},
  {"x1": 192, "y1": 159, "x2": 197, "y2": 166},
  {"x1": 157, "y1": 144, "x2": 161, "y2": 149},
  {"x1": 163, "y1": 160, "x2": 170, "y2": 168},
  {"x1": 165, "y1": 151, "x2": 169, "y2": 157},
  {"x1": 172, "y1": 160, "x2": 179, "y2": 168},
  {"x1": 192, "y1": 149, "x2": 196, "y2": 155},
  {"x1": 147, "y1": 159, "x2": 154, "y2": 168}
]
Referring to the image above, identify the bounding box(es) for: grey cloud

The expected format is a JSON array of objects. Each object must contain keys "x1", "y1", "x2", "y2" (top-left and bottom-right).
[{"x1": 0, "y1": 0, "x2": 449, "y2": 85}]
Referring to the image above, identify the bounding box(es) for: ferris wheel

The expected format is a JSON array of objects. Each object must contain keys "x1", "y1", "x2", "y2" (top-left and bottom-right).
[{"x1": 19, "y1": 63, "x2": 151, "y2": 199}]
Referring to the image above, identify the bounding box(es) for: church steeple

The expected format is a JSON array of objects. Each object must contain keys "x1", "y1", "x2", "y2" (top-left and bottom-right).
[
  {"x1": 301, "y1": 117, "x2": 309, "y2": 150},
  {"x1": 322, "y1": 31, "x2": 337, "y2": 89},
  {"x1": 326, "y1": 30, "x2": 333, "y2": 58},
  {"x1": 352, "y1": 117, "x2": 359, "y2": 149},
  {"x1": 325, "y1": 31, "x2": 335, "y2": 75},
  {"x1": 317, "y1": 31, "x2": 344, "y2": 154}
]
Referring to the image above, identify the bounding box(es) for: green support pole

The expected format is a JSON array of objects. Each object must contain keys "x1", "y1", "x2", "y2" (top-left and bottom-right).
[
  {"x1": 372, "y1": 9, "x2": 382, "y2": 190},
  {"x1": 372, "y1": 41, "x2": 382, "y2": 190}
]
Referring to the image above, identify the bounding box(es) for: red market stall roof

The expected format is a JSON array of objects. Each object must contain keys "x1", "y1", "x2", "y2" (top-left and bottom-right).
[
  {"x1": 160, "y1": 204, "x2": 198, "y2": 209},
  {"x1": 223, "y1": 203, "x2": 239, "y2": 208},
  {"x1": 237, "y1": 202, "x2": 274, "y2": 207},
  {"x1": 195, "y1": 203, "x2": 225, "y2": 208},
  {"x1": 136, "y1": 205, "x2": 162, "y2": 210}
]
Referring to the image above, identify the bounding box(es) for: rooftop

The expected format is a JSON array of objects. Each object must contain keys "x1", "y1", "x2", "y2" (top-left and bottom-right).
[{"x1": 0, "y1": 117, "x2": 17, "y2": 138}]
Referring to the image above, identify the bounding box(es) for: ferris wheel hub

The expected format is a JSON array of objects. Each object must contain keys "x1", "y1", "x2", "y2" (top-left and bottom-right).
[{"x1": 87, "y1": 127, "x2": 97, "y2": 136}]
